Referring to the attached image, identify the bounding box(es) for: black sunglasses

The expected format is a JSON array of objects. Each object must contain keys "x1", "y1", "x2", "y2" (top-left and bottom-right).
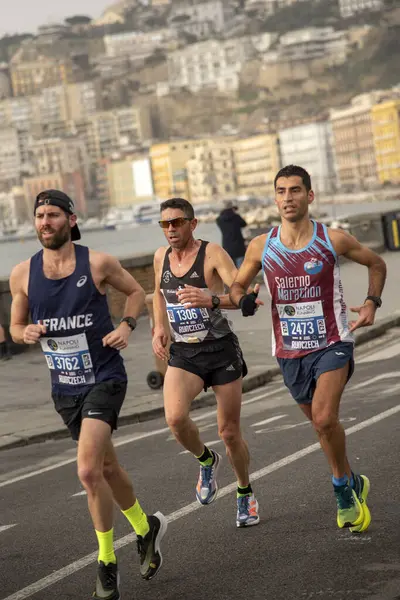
[{"x1": 158, "y1": 217, "x2": 192, "y2": 229}]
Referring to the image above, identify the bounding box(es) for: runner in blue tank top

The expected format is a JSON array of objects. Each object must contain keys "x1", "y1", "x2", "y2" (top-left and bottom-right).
[
  {"x1": 9, "y1": 189, "x2": 167, "y2": 600},
  {"x1": 153, "y1": 197, "x2": 263, "y2": 528}
]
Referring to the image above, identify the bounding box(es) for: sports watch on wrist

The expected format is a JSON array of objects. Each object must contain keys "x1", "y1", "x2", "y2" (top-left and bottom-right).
[
  {"x1": 365, "y1": 296, "x2": 382, "y2": 308},
  {"x1": 211, "y1": 295, "x2": 221, "y2": 311},
  {"x1": 120, "y1": 316, "x2": 137, "y2": 331}
]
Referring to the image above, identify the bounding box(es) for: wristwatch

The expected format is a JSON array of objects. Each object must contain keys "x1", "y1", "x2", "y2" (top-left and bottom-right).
[
  {"x1": 120, "y1": 316, "x2": 137, "y2": 330},
  {"x1": 211, "y1": 295, "x2": 221, "y2": 311},
  {"x1": 365, "y1": 296, "x2": 382, "y2": 308}
]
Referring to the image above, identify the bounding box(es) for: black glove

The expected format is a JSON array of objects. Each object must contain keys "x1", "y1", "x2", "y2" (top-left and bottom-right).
[{"x1": 239, "y1": 291, "x2": 258, "y2": 317}]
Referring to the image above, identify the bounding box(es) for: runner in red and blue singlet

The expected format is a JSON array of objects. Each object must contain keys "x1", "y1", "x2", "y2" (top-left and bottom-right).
[{"x1": 230, "y1": 164, "x2": 387, "y2": 534}]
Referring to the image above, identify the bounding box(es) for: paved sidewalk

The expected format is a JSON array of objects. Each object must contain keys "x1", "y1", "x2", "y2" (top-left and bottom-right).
[{"x1": 1, "y1": 251, "x2": 399, "y2": 450}]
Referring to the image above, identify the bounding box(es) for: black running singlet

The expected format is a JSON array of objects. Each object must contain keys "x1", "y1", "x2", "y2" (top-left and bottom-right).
[{"x1": 160, "y1": 240, "x2": 234, "y2": 343}]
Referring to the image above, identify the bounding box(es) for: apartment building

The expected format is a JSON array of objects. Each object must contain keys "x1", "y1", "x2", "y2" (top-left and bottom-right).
[
  {"x1": 0, "y1": 128, "x2": 22, "y2": 189},
  {"x1": 28, "y1": 136, "x2": 91, "y2": 193},
  {"x1": 169, "y1": 0, "x2": 235, "y2": 38},
  {"x1": 9, "y1": 44, "x2": 84, "y2": 97},
  {"x1": 104, "y1": 29, "x2": 178, "y2": 59},
  {"x1": 279, "y1": 27, "x2": 349, "y2": 65},
  {"x1": 330, "y1": 93, "x2": 382, "y2": 190},
  {"x1": 371, "y1": 98, "x2": 400, "y2": 185},
  {"x1": 76, "y1": 106, "x2": 152, "y2": 162},
  {"x1": 187, "y1": 139, "x2": 236, "y2": 204},
  {"x1": 233, "y1": 134, "x2": 280, "y2": 198},
  {"x1": 168, "y1": 37, "x2": 255, "y2": 93},
  {"x1": 279, "y1": 121, "x2": 336, "y2": 194},
  {"x1": 150, "y1": 139, "x2": 207, "y2": 200},
  {"x1": 23, "y1": 172, "x2": 87, "y2": 215},
  {"x1": 107, "y1": 155, "x2": 154, "y2": 207},
  {"x1": 339, "y1": 0, "x2": 383, "y2": 18}
]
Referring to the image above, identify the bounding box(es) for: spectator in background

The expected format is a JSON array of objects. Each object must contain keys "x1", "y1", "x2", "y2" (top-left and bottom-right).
[
  {"x1": 0, "y1": 324, "x2": 11, "y2": 360},
  {"x1": 216, "y1": 201, "x2": 247, "y2": 268}
]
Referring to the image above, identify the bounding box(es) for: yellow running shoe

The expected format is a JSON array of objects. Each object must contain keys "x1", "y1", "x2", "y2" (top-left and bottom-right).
[
  {"x1": 334, "y1": 482, "x2": 364, "y2": 529},
  {"x1": 350, "y1": 474, "x2": 371, "y2": 533}
]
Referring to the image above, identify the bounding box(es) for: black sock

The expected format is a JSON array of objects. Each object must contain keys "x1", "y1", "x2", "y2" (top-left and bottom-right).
[
  {"x1": 237, "y1": 484, "x2": 253, "y2": 496},
  {"x1": 197, "y1": 446, "x2": 213, "y2": 464}
]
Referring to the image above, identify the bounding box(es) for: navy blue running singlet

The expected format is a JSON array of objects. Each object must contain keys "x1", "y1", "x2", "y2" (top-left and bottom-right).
[{"x1": 28, "y1": 244, "x2": 127, "y2": 395}]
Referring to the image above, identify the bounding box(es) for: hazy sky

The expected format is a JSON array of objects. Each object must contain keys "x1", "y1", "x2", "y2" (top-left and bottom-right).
[{"x1": 0, "y1": 0, "x2": 111, "y2": 37}]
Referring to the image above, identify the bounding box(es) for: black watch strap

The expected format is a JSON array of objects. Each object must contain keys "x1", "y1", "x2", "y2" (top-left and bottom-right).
[
  {"x1": 211, "y1": 295, "x2": 220, "y2": 310},
  {"x1": 120, "y1": 316, "x2": 137, "y2": 330},
  {"x1": 365, "y1": 296, "x2": 382, "y2": 308}
]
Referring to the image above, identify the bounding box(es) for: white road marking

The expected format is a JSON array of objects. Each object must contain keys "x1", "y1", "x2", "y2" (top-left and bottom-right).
[
  {"x1": 0, "y1": 386, "x2": 285, "y2": 489},
  {"x1": 358, "y1": 341, "x2": 400, "y2": 364},
  {"x1": 179, "y1": 439, "x2": 223, "y2": 455},
  {"x1": 71, "y1": 491, "x2": 86, "y2": 497},
  {"x1": 251, "y1": 414, "x2": 287, "y2": 427},
  {"x1": 255, "y1": 421, "x2": 310, "y2": 434},
  {"x1": 3, "y1": 403, "x2": 400, "y2": 600},
  {"x1": 0, "y1": 524, "x2": 17, "y2": 534},
  {"x1": 350, "y1": 372, "x2": 400, "y2": 391}
]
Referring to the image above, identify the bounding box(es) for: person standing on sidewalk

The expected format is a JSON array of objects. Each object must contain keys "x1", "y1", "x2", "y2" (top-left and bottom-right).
[
  {"x1": 152, "y1": 197, "x2": 262, "y2": 528},
  {"x1": 229, "y1": 165, "x2": 387, "y2": 533},
  {"x1": 216, "y1": 201, "x2": 247, "y2": 268},
  {"x1": 9, "y1": 189, "x2": 167, "y2": 600}
]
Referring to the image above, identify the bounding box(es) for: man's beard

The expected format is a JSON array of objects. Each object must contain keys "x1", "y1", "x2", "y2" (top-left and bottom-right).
[{"x1": 38, "y1": 224, "x2": 70, "y2": 250}]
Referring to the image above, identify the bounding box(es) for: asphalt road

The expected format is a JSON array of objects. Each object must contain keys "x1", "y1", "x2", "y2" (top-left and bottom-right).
[{"x1": 1, "y1": 336, "x2": 400, "y2": 600}]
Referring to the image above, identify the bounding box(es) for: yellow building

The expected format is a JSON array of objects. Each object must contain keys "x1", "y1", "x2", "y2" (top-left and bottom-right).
[
  {"x1": 187, "y1": 139, "x2": 236, "y2": 204},
  {"x1": 10, "y1": 45, "x2": 82, "y2": 97},
  {"x1": 372, "y1": 98, "x2": 400, "y2": 185},
  {"x1": 150, "y1": 139, "x2": 207, "y2": 200},
  {"x1": 232, "y1": 133, "x2": 280, "y2": 197}
]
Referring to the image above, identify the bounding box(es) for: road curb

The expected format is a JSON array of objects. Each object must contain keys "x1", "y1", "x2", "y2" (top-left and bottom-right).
[{"x1": 1, "y1": 314, "x2": 399, "y2": 452}]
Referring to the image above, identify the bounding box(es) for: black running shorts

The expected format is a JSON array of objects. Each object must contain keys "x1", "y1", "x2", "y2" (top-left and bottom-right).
[
  {"x1": 168, "y1": 333, "x2": 247, "y2": 390},
  {"x1": 52, "y1": 380, "x2": 127, "y2": 441}
]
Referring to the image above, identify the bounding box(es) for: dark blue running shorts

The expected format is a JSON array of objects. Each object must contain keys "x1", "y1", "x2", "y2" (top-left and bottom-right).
[{"x1": 277, "y1": 341, "x2": 354, "y2": 405}]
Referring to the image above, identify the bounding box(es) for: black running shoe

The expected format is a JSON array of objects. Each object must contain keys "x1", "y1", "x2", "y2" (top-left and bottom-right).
[
  {"x1": 92, "y1": 561, "x2": 120, "y2": 600},
  {"x1": 136, "y1": 511, "x2": 167, "y2": 581}
]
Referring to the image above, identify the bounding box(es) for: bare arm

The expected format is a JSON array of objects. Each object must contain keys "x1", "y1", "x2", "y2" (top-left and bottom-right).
[
  {"x1": 229, "y1": 235, "x2": 265, "y2": 307},
  {"x1": 9, "y1": 263, "x2": 30, "y2": 344},
  {"x1": 329, "y1": 229, "x2": 387, "y2": 298},
  {"x1": 153, "y1": 248, "x2": 168, "y2": 329},
  {"x1": 152, "y1": 248, "x2": 169, "y2": 361},
  {"x1": 96, "y1": 253, "x2": 145, "y2": 349},
  {"x1": 101, "y1": 254, "x2": 146, "y2": 319},
  {"x1": 329, "y1": 228, "x2": 387, "y2": 331}
]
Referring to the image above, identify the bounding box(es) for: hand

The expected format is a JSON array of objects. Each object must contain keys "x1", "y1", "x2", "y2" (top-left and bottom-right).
[
  {"x1": 239, "y1": 283, "x2": 264, "y2": 317},
  {"x1": 348, "y1": 300, "x2": 376, "y2": 332},
  {"x1": 102, "y1": 323, "x2": 131, "y2": 350},
  {"x1": 23, "y1": 323, "x2": 47, "y2": 344},
  {"x1": 152, "y1": 326, "x2": 169, "y2": 361},
  {"x1": 176, "y1": 285, "x2": 212, "y2": 309}
]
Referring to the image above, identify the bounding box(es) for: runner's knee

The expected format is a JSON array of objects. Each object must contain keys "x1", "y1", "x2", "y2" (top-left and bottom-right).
[
  {"x1": 218, "y1": 422, "x2": 241, "y2": 447},
  {"x1": 165, "y1": 410, "x2": 190, "y2": 433},
  {"x1": 312, "y1": 412, "x2": 339, "y2": 437},
  {"x1": 78, "y1": 458, "x2": 104, "y2": 491}
]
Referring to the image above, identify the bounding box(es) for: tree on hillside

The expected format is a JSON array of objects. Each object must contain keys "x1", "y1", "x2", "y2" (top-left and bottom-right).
[{"x1": 65, "y1": 16, "x2": 92, "y2": 26}]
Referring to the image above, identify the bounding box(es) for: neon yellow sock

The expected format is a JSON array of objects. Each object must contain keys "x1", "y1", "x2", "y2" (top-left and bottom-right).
[
  {"x1": 95, "y1": 528, "x2": 117, "y2": 565},
  {"x1": 122, "y1": 500, "x2": 150, "y2": 537}
]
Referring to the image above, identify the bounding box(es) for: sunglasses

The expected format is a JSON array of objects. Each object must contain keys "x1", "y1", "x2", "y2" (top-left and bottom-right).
[{"x1": 158, "y1": 217, "x2": 191, "y2": 229}]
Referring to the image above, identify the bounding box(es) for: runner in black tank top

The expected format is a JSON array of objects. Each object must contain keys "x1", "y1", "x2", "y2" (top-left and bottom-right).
[
  {"x1": 9, "y1": 189, "x2": 167, "y2": 599},
  {"x1": 153, "y1": 197, "x2": 260, "y2": 528}
]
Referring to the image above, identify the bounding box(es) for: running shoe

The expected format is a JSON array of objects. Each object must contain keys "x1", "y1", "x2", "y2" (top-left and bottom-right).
[
  {"x1": 350, "y1": 474, "x2": 371, "y2": 533},
  {"x1": 195, "y1": 450, "x2": 221, "y2": 505},
  {"x1": 136, "y1": 512, "x2": 168, "y2": 581},
  {"x1": 93, "y1": 561, "x2": 120, "y2": 600},
  {"x1": 334, "y1": 481, "x2": 364, "y2": 529},
  {"x1": 236, "y1": 493, "x2": 260, "y2": 528}
]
